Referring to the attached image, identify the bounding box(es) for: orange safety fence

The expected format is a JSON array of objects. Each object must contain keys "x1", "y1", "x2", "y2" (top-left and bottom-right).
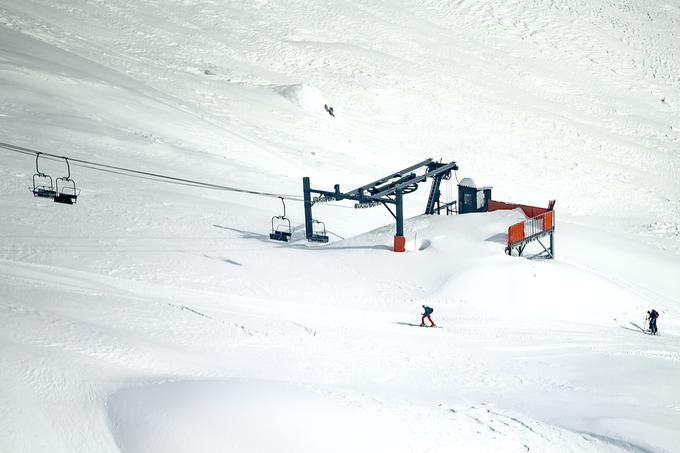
[
  {"x1": 489, "y1": 199, "x2": 555, "y2": 218},
  {"x1": 543, "y1": 210, "x2": 553, "y2": 230},
  {"x1": 507, "y1": 210, "x2": 555, "y2": 247},
  {"x1": 507, "y1": 222, "x2": 525, "y2": 246}
]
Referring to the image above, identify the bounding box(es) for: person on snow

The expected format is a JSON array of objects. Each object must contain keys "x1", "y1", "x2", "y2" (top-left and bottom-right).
[
  {"x1": 420, "y1": 305, "x2": 436, "y2": 327},
  {"x1": 647, "y1": 309, "x2": 659, "y2": 334},
  {"x1": 324, "y1": 104, "x2": 335, "y2": 117}
]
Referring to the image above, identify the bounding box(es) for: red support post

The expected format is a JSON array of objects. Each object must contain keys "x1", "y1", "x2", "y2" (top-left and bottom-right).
[{"x1": 394, "y1": 235, "x2": 406, "y2": 252}]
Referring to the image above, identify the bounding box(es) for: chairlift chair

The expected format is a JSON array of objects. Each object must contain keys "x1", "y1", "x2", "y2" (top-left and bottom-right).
[
  {"x1": 309, "y1": 219, "x2": 329, "y2": 243},
  {"x1": 54, "y1": 157, "x2": 80, "y2": 205},
  {"x1": 32, "y1": 152, "x2": 56, "y2": 198},
  {"x1": 269, "y1": 197, "x2": 292, "y2": 242}
]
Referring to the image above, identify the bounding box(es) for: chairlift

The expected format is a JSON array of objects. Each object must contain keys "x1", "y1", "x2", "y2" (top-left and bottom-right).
[
  {"x1": 32, "y1": 152, "x2": 56, "y2": 198},
  {"x1": 309, "y1": 219, "x2": 329, "y2": 243},
  {"x1": 269, "y1": 197, "x2": 292, "y2": 242},
  {"x1": 54, "y1": 157, "x2": 80, "y2": 205}
]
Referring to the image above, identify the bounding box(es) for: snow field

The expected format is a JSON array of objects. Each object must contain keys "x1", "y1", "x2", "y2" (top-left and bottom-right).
[{"x1": 1, "y1": 0, "x2": 680, "y2": 451}]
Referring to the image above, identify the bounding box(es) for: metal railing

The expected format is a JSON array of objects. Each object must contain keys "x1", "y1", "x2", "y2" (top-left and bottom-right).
[{"x1": 507, "y1": 210, "x2": 554, "y2": 247}]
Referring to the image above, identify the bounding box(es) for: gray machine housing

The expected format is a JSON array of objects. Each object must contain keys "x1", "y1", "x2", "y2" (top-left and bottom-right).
[{"x1": 457, "y1": 178, "x2": 492, "y2": 214}]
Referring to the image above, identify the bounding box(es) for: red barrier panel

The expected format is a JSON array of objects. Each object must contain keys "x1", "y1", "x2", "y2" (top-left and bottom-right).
[
  {"x1": 507, "y1": 222, "x2": 525, "y2": 246},
  {"x1": 488, "y1": 200, "x2": 554, "y2": 218},
  {"x1": 507, "y1": 211, "x2": 555, "y2": 247},
  {"x1": 544, "y1": 211, "x2": 553, "y2": 230}
]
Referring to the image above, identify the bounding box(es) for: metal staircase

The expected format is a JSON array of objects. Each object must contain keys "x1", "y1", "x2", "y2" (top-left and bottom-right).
[{"x1": 425, "y1": 175, "x2": 443, "y2": 215}]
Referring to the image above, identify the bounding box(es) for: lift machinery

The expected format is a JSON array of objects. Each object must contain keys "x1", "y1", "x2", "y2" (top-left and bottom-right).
[{"x1": 303, "y1": 158, "x2": 458, "y2": 251}]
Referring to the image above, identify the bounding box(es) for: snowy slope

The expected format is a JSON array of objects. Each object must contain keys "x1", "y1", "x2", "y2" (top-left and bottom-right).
[{"x1": 1, "y1": 0, "x2": 679, "y2": 452}]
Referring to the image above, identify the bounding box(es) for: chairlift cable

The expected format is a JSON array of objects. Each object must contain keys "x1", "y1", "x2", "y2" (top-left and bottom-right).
[
  {"x1": 2, "y1": 142, "x2": 367, "y2": 209},
  {"x1": 0, "y1": 141, "x2": 303, "y2": 201}
]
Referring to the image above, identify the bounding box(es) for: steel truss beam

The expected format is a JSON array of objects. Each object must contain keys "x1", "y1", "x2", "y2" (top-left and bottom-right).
[{"x1": 303, "y1": 158, "x2": 458, "y2": 246}]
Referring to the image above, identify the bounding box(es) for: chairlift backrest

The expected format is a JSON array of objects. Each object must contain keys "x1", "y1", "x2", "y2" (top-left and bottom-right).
[
  {"x1": 32, "y1": 152, "x2": 56, "y2": 198},
  {"x1": 312, "y1": 219, "x2": 325, "y2": 234},
  {"x1": 310, "y1": 219, "x2": 329, "y2": 243},
  {"x1": 270, "y1": 197, "x2": 292, "y2": 241},
  {"x1": 54, "y1": 157, "x2": 79, "y2": 205}
]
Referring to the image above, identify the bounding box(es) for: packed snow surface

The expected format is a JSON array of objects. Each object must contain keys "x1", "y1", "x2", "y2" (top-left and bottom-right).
[{"x1": 0, "y1": 0, "x2": 679, "y2": 452}]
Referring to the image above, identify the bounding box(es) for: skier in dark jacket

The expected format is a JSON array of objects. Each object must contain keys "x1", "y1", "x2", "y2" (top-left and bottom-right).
[
  {"x1": 420, "y1": 305, "x2": 436, "y2": 327},
  {"x1": 648, "y1": 309, "x2": 659, "y2": 334}
]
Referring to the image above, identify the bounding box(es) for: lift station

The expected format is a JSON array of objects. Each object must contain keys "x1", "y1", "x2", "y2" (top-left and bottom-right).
[
  {"x1": 8, "y1": 141, "x2": 553, "y2": 258},
  {"x1": 302, "y1": 158, "x2": 458, "y2": 252}
]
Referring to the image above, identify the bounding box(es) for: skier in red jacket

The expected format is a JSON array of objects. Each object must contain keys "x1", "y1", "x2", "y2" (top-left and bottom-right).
[{"x1": 420, "y1": 305, "x2": 436, "y2": 327}]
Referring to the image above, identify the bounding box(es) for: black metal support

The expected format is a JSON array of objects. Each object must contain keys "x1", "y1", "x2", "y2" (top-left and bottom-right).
[
  {"x1": 437, "y1": 200, "x2": 457, "y2": 215},
  {"x1": 382, "y1": 202, "x2": 397, "y2": 220},
  {"x1": 395, "y1": 189, "x2": 404, "y2": 237},
  {"x1": 370, "y1": 161, "x2": 458, "y2": 199},
  {"x1": 425, "y1": 175, "x2": 443, "y2": 214},
  {"x1": 346, "y1": 159, "x2": 433, "y2": 197},
  {"x1": 507, "y1": 227, "x2": 555, "y2": 259},
  {"x1": 302, "y1": 176, "x2": 330, "y2": 243},
  {"x1": 303, "y1": 177, "x2": 313, "y2": 240}
]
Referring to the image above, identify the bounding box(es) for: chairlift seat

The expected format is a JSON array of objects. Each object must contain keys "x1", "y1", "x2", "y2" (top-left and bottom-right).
[
  {"x1": 269, "y1": 197, "x2": 292, "y2": 243},
  {"x1": 310, "y1": 234, "x2": 329, "y2": 243},
  {"x1": 308, "y1": 219, "x2": 329, "y2": 243},
  {"x1": 55, "y1": 173, "x2": 79, "y2": 205},
  {"x1": 33, "y1": 170, "x2": 56, "y2": 198},
  {"x1": 33, "y1": 186, "x2": 57, "y2": 198},
  {"x1": 270, "y1": 231, "x2": 292, "y2": 242},
  {"x1": 54, "y1": 193, "x2": 77, "y2": 205}
]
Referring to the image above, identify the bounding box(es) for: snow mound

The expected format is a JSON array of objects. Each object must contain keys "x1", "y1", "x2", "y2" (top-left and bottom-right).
[
  {"x1": 273, "y1": 83, "x2": 328, "y2": 113},
  {"x1": 108, "y1": 380, "x2": 403, "y2": 453},
  {"x1": 330, "y1": 210, "x2": 524, "y2": 254},
  {"x1": 107, "y1": 380, "x2": 635, "y2": 453}
]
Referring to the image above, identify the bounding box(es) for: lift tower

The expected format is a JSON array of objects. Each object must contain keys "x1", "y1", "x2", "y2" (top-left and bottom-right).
[{"x1": 302, "y1": 159, "x2": 458, "y2": 252}]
